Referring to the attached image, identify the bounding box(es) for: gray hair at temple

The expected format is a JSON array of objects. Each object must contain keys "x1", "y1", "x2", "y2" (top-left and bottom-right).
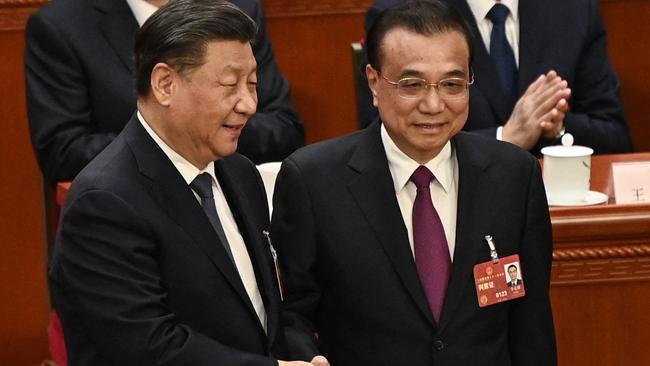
[
  {"x1": 134, "y1": 0, "x2": 258, "y2": 96},
  {"x1": 365, "y1": 0, "x2": 473, "y2": 72}
]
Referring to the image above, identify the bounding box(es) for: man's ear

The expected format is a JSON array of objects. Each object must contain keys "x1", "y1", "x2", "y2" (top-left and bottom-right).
[
  {"x1": 366, "y1": 64, "x2": 380, "y2": 108},
  {"x1": 150, "y1": 63, "x2": 176, "y2": 106}
]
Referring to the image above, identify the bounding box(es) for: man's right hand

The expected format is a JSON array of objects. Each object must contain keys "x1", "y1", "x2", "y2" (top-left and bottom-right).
[{"x1": 502, "y1": 70, "x2": 571, "y2": 150}]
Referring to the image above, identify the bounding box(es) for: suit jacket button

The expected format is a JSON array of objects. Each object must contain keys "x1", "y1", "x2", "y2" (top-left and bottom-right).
[{"x1": 433, "y1": 340, "x2": 444, "y2": 351}]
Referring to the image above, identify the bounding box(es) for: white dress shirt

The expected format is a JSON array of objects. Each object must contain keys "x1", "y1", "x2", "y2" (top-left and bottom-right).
[
  {"x1": 467, "y1": 0, "x2": 520, "y2": 66},
  {"x1": 137, "y1": 111, "x2": 267, "y2": 332},
  {"x1": 126, "y1": 0, "x2": 158, "y2": 26},
  {"x1": 466, "y1": 0, "x2": 520, "y2": 140},
  {"x1": 381, "y1": 125, "x2": 459, "y2": 261}
]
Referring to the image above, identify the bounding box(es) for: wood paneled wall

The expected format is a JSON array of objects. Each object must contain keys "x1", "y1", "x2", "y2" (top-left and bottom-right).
[
  {"x1": 264, "y1": 1, "x2": 373, "y2": 143},
  {"x1": 0, "y1": 0, "x2": 648, "y2": 365},
  {"x1": 600, "y1": 0, "x2": 650, "y2": 152},
  {"x1": 0, "y1": 1, "x2": 50, "y2": 365}
]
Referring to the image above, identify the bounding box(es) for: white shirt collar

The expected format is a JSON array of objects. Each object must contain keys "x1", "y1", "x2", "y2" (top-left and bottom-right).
[
  {"x1": 125, "y1": 0, "x2": 160, "y2": 27},
  {"x1": 137, "y1": 111, "x2": 216, "y2": 185},
  {"x1": 380, "y1": 123, "x2": 454, "y2": 194},
  {"x1": 467, "y1": 0, "x2": 519, "y2": 22}
]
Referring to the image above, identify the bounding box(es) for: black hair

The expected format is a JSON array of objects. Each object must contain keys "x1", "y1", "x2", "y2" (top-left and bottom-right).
[
  {"x1": 134, "y1": 0, "x2": 257, "y2": 96},
  {"x1": 365, "y1": 0, "x2": 473, "y2": 72}
]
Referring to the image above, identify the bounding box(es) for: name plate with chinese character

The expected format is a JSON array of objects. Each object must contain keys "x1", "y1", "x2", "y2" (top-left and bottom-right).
[{"x1": 611, "y1": 162, "x2": 650, "y2": 204}]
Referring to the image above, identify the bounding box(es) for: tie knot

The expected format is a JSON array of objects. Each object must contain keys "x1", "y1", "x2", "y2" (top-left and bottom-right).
[
  {"x1": 410, "y1": 166, "x2": 434, "y2": 189},
  {"x1": 190, "y1": 172, "x2": 214, "y2": 199},
  {"x1": 487, "y1": 3, "x2": 510, "y2": 25}
]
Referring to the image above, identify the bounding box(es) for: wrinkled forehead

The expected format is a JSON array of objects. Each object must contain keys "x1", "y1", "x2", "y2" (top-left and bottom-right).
[
  {"x1": 378, "y1": 28, "x2": 471, "y2": 79},
  {"x1": 378, "y1": 27, "x2": 471, "y2": 68}
]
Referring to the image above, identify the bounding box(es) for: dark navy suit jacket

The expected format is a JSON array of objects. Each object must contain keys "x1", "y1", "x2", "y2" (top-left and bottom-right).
[
  {"x1": 271, "y1": 122, "x2": 557, "y2": 365},
  {"x1": 50, "y1": 115, "x2": 287, "y2": 365}
]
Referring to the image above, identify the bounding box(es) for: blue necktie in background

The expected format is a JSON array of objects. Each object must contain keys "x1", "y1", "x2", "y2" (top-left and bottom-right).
[{"x1": 487, "y1": 3, "x2": 518, "y2": 98}]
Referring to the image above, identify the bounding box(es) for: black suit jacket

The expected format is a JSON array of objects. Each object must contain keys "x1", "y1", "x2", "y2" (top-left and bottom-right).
[
  {"x1": 359, "y1": 0, "x2": 633, "y2": 155},
  {"x1": 271, "y1": 122, "x2": 556, "y2": 365},
  {"x1": 25, "y1": 0, "x2": 304, "y2": 184},
  {"x1": 49, "y1": 115, "x2": 286, "y2": 366}
]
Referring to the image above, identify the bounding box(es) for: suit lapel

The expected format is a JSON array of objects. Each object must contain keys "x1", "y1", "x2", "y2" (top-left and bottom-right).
[
  {"x1": 215, "y1": 160, "x2": 279, "y2": 346},
  {"x1": 93, "y1": 0, "x2": 138, "y2": 73},
  {"x1": 123, "y1": 117, "x2": 261, "y2": 330},
  {"x1": 347, "y1": 122, "x2": 435, "y2": 326},
  {"x1": 436, "y1": 133, "x2": 497, "y2": 333},
  {"x1": 450, "y1": 0, "x2": 515, "y2": 120}
]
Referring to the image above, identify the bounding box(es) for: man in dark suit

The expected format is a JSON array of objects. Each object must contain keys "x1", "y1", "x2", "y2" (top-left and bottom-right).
[
  {"x1": 49, "y1": 1, "x2": 327, "y2": 365},
  {"x1": 25, "y1": 0, "x2": 304, "y2": 185},
  {"x1": 271, "y1": 2, "x2": 556, "y2": 365},
  {"x1": 358, "y1": 0, "x2": 633, "y2": 155}
]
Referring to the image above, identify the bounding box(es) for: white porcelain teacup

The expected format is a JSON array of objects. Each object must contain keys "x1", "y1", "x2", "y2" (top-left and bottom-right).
[{"x1": 541, "y1": 134, "x2": 593, "y2": 205}]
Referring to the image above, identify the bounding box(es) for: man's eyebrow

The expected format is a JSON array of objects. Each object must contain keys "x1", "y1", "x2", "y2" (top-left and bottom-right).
[
  {"x1": 396, "y1": 68, "x2": 469, "y2": 80},
  {"x1": 445, "y1": 68, "x2": 468, "y2": 78},
  {"x1": 397, "y1": 69, "x2": 425, "y2": 79},
  {"x1": 222, "y1": 64, "x2": 258, "y2": 75}
]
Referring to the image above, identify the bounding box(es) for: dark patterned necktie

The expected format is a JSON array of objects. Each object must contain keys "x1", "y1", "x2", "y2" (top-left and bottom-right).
[
  {"x1": 410, "y1": 166, "x2": 451, "y2": 322},
  {"x1": 487, "y1": 3, "x2": 518, "y2": 97},
  {"x1": 190, "y1": 172, "x2": 235, "y2": 264}
]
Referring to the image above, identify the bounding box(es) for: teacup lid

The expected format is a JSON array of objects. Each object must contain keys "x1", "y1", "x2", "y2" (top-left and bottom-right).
[{"x1": 541, "y1": 133, "x2": 594, "y2": 157}]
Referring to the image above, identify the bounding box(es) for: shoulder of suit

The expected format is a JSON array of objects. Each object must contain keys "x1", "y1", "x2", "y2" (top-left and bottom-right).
[
  {"x1": 287, "y1": 129, "x2": 367, "y2": 164},
  {"x1": 31, "y1": 0, "x2": 93, "y2": 20},
  {"x1": 28, "y1": 0, "x2": 106, "y2": 39},
  {"x1": 228, "y1": 0, "x2": 260, "y2": 19},
  {"x1": 454, "y1": 132, "x2": 538, "y2": 166},
  {"x1": 221, "y1": 153, "x2": 256, "y2": 172},
  {"x1": 73, "y1": 135, "x2": 134, "y2": 187}
]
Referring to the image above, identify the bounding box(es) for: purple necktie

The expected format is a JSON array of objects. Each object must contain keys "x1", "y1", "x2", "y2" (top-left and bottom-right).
[{"x1": 410, "y1": 166, "x2": 451, "y2": 322}]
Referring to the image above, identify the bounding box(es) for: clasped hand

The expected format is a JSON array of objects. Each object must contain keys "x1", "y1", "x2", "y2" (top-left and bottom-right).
[
  {"x1": 279, "y1": 355, "x2": 330, "y2": 366},
  {"x1": 502, "y1": 70, "x2": 571, "y2": 150}
]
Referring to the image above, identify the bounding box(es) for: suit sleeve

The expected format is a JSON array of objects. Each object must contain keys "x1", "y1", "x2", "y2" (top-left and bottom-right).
[
  {"x1": 237, "y1": 2, "x2": 305, "y2": 164},
  {"x1": 25, "y1": 13, "x2": 116, "y2": 184},
  {"x1": 508, "y1": 157, "x2": 557, "y2": 365},
  {"x1": 270, "y1": 158, "x2": 321, "y2": 360},
  {"x1": 53, "y1": 189, "x2": 278, "y2": 366},
  {"x1": 556, "y1": 0, "x2": 633, "y2": 154}
]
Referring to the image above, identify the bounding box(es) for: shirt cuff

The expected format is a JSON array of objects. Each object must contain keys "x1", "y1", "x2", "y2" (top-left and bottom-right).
[{"x1": 496, "y1": 126, "x2": 504, "y2": 141}]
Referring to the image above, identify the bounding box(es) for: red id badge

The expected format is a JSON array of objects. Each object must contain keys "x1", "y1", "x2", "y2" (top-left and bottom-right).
[{"x1": 473, "y1": 254, "x2": 525, "y2": 307}]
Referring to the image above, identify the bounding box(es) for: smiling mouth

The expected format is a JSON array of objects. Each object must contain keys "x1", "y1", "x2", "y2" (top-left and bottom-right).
[
  {"x1": 223, "y1": 123, "x2": 244, "y2": 131},
  {"x1": 414, "y1": 122, "x2": 448, "y2": 130}
]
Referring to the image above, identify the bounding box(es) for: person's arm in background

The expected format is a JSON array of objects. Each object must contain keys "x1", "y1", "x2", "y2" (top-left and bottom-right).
[
  {"x1": 25, "y1": 12, "x2": 118, "y2": 184},
  {"x1": 552, "y1": 0, "x2": 633, "y2": 154},
  {"x1": 500, "y1": 71, "x2": 570, "y2": 150},
  {"x1": 237, "y1": 1, "x2": 305, "y2": 163},
  {"x1": 476, "y1": 0, "x2": 633, "y2": 154}
]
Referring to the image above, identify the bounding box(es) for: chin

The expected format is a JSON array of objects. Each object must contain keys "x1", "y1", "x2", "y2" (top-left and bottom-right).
[{"x1": 216, "y1": 146, "x2": 238, "y2": 159}]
